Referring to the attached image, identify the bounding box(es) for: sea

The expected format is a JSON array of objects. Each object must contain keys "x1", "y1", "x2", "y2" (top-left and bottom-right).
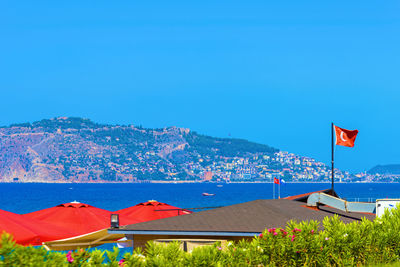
[{"x1": 1, "y1": 182, "x2": 399, "y2": 214}]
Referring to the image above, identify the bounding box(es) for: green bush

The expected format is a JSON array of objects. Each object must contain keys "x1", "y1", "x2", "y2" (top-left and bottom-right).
[{"x1": 4, "y1": 207, "x2": 400, "y2": 266}]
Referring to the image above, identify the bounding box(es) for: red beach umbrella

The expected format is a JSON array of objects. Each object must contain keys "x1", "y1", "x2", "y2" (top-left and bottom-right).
[
  {"x1": 24, "y1": 201, "x2": 139, "y2": 236},
  {"x1": 0, "y1": 209, "x2": 77, "y2": 246},
  {"x1": 115, "y1": 200, "x2": 192, "y2": 223}
]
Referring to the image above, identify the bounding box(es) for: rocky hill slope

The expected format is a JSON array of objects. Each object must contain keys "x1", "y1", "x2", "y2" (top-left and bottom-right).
[{"x1": 0, "y1": 117, "x2": 278, "y2": 182}]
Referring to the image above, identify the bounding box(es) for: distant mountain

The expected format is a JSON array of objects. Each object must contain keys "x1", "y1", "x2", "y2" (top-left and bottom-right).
[
  {"x1": 368, "y1": 164, "x2": 400, "y2": 175},
  {"x1": 0, "y1": 117, "x2": 279, "y2": 182}
]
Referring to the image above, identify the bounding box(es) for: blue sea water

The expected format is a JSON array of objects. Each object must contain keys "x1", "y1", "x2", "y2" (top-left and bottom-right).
[{"x1": 0, "y1": 182, "x2": 399, "y2": 214}]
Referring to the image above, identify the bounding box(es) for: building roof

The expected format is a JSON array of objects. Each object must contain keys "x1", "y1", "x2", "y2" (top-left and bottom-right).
[
  {"x1": 109, "y1": 198, "x2": 374, "y2": 236},
  {"x1": 284, "y1": 188, "x2": 338, "y2": 202}
]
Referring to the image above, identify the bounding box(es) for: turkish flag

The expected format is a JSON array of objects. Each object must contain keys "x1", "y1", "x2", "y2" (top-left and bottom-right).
[
  {"x1": 274, "y1": 177, "x2": 280, "y2": 184},
  {"x1": 334, "y1": 125, "x2": 359, "y2": 147}
]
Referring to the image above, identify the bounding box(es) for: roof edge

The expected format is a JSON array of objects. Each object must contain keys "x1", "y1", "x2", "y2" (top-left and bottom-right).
[{"x1": 107, "y1": 229, "x2": 261, "y2": 237}]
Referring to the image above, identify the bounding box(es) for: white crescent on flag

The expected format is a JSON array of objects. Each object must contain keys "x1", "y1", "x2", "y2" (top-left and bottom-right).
[{"x1": 340, "y1": 131, "x2": 347, "y2": 142}]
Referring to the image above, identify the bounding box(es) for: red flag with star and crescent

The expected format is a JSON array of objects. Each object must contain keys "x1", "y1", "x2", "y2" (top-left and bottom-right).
[
  {"x1": 274, "y1": 177, "x2": 280, "y2": 184},
  {"x1": 334, "y1": 125, "x2": 359, "y2": 147}
]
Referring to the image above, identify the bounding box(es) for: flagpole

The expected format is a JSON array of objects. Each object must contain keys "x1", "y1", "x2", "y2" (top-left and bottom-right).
[
  {"x1": 331, "y1": 122, "x2": 335, "y2": 191},
  {"x1": 278, "y1": 182, "x2": 281, "y2": 199},
  {"x1": 273, "y1": 179, "x2": 275, "y2": 199}
]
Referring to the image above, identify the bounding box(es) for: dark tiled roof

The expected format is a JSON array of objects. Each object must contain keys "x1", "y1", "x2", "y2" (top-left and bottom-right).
[{"x1": 113, "y1": 199, "x2": 374, "y2": 234}]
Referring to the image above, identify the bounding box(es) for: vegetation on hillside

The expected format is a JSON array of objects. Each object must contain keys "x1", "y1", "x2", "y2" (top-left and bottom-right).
[
  {"x1": 185, "y1": 132, "x2": 277, "y2": 157},
  {"x1": 6, "y1": 117, "x2": 108, "y2": 130},
  {"x1": 0, "y1": 117, "x2": 283, "y2": 182},
  {"x1": 369, "y1": 164, "x2": 400, "y2": 175}
]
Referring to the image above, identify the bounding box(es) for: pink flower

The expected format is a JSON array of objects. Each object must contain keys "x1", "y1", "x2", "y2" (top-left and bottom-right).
[
  {"x1": 259, "y1": 233, "x2": 263, "y2": 238},
  {"x1": 268, "y1": 228, "x2": 276, "y2": 233},
  {"x1": 218, "y1": 247, "x2": 222, "y2": 250},
  {"x1": 273, "y1": 232, "x2": 278, "y2": 236},
  {"x1": 292, "y1": 228, "x2": 302, "y2": 233},
  {"x1": 118, "y1": 259, "x2": 125, "y2": 266},
  {"x1": 280, "y1": 229, "x2": 287, "y2": 236},
  {"x1": 325, "y1": 237, "x2": 329, "y2": 241},
  {"x1": 291, "y1": 235, "x2": 295, "y2": 242},
  {"x1": 66, "y1": 251, "x2": 74, "y2": 263},
  {"x1": 311, "y1": 229, "x2": 314, "y2": 234}
]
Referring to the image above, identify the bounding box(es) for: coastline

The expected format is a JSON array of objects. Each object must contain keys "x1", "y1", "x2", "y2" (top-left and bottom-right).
[{"x1": 0, "y1": 181, "x2": 395, "y2": 184}]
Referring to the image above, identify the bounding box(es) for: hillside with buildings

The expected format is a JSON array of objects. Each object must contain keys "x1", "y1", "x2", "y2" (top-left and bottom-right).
[{"x1": 0, "y1": 117, "x2": 379, "y2": 183}]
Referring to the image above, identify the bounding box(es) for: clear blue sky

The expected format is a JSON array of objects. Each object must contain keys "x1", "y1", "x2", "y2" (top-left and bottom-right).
[{"x1": 1, "y1": 1, "x2": 399, "y2": 173}]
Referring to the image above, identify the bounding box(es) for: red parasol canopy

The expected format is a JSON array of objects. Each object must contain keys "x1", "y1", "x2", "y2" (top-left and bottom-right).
[
  {"x1": 115, "y1": 200, "x2": 191, "y2": 223},
  {"x1": 0, "y1": 209, "x2": 77, "y2": 246},
  {"x1": 24, "y1": 202, "x2": 139, "y2": 236}
]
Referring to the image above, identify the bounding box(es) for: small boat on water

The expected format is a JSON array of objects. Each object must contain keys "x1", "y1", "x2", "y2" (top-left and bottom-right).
[{"x1": 202, "y1": 193, "x2": 215, "y2": 196}]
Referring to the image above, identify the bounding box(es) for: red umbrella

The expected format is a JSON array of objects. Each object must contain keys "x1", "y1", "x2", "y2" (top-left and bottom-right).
[
  {"x1": 24, "y1": 201, "x2": 139, "y2": 236},
  {"x1": 115, "y1": 200, "x2": 191, "y2": 223},
  {"x1": 0, "y1": 209, "x2": 77, "y2": 246}
]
